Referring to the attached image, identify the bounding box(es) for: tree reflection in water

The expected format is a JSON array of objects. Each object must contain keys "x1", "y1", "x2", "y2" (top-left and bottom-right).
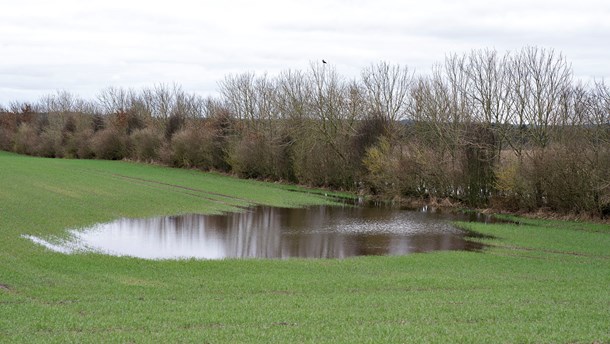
[{"x1": 64, "y1": 206, "x2": 489, "y2": 259}]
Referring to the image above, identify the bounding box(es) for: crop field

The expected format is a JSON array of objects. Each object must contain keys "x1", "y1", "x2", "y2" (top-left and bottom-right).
[{"x1": 0, "y1": 151, "x2": 608, "y2": 343}]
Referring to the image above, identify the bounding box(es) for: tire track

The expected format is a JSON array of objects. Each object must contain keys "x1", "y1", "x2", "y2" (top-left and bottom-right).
[{"x1": 75, "y1": 167, "x2": 253, "y2": 209}]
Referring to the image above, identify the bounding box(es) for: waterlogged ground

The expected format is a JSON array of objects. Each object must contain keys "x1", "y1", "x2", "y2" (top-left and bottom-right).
[
  {"x1": 26, "y1": 206, "x2": 495, "y2": 259},
  {"x1": 2, "y1": 153, "x2": 609, "y2": 343}
]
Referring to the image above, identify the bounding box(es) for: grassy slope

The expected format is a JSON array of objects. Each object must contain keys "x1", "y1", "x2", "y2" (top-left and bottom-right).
[{"x1": 1, "y1": 151, "x2": 609, "y2": 343}]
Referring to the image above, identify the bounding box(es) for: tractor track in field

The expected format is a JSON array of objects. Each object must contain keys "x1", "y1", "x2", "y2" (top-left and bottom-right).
[{"x1": 77, "y1": 167, "x2": 255, "y2": 209}]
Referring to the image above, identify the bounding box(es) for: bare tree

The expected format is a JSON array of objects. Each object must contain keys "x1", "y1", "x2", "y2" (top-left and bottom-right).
[
  {"x1": 515, "y1": 47, "x2": 572, "y2": 150},
  {"x1": 588, "y1": 80, "x2": 610, "y2": 212},
  {"x1": 361, "y1": 62, "x2": 413, "y2": 137},
  {"x1": 97, "y1": 87, "x2": 134, "y2": 115},
  {"x1": 307, "y1": 62, "x2": 355, "y2": 163},
  {"x1": 462, "y1": 49, "x2": 514, "y2": 162}
]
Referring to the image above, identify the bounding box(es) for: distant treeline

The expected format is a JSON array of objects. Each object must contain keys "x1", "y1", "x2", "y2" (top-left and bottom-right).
[{"x1": 1, "y1": 47, "x2": 609, "y2": 216}]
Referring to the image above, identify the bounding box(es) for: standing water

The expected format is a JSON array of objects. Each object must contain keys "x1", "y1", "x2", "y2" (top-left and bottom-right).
[{"x1": 27, "y1": 205, "x2": 495, "y2": 259}]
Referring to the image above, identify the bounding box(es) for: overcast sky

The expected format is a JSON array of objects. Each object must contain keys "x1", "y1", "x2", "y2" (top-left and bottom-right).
[{"x1": 1, "y1": 0, "x2": 609, "y2": 105}]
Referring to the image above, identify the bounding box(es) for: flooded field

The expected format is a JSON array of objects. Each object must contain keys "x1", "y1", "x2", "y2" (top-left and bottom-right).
[{"x1": 27, "y1": 205, "x2": 497, "y2": 259}]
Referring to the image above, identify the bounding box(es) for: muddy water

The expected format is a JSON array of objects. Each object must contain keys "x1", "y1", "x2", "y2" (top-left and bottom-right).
[{"x1": 54, "y1": 206, "x2": 494, "y2": 259}]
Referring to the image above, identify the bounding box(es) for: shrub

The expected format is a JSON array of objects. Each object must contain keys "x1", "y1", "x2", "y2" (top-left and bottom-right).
[
  {"x1": 13, "y1": 123, "x2": 39, "y2": 156},
  {"x1": 493, "y1": 159, "x2": 536, "y2": 211},
  {"x1": 227, "y1": 131, "x2": 295, "y2": 181},
  {"x1": 540, "y1": 148, "x2": 597, "y2": 213},
  {"x1": 292, "y1": 135, "x2": 353, "y2": 188},
  {"x1": 227, "y1": 134, "x2": 272, "y2": 178},
  {"x1": 36, "y1": 128, "x2": 64, "y2": 158},
  {"x1": 363, "y1": 137, "x2": 403, "y2": 196},
  {"x1": 0, "y1": 127, "x2": 14, "y2": 151},
  {"x1": 70, "y1": 129, "x2": 95, "y2": 159},
  {"x1": 91, "y1": 127, "x2": 130, "y2": 160},
  {"x1": 131, "y1": 127, "x2": 163, "y2": 162},
  {"x1": 168, "y1": 126, "x2": 225, "y2": 170},
  {"x1": 168, "y1": 129, "x2": 199, "y2": 167}
]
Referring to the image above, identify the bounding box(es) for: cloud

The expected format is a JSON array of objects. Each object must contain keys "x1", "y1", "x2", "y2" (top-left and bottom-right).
[{"x1": 1, "y1": 0, "x2": 609, "y2": 104}]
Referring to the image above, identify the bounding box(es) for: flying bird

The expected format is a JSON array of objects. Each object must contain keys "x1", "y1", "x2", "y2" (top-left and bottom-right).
[{"x1": 322, "y1": 59, "x2": 327, "y2": 64}]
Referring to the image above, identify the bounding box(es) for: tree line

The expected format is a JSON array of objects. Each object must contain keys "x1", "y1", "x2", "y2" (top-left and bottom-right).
[{"x1": 1, "y1": 47, "x2": 609, "y2": 216}]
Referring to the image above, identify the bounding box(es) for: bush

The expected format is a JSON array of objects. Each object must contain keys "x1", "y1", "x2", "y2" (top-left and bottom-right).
[
  {"x1": 227, "y1": 131, "x2": 295, "y2": 181},
  {"x1": 0, "y1": 127, "x2": 14, "y2": 151},
  {"x1": 36, "y1": 128, "x2": 64, "y2": 158},
  {"x1": 168, "y1": 128, "x2": 203, "y2": 168},
  {"x1": 493, "y1": 158, "x2": 536, "y2": 211},
  {"x1": 69, "y1": 129, "x2": 95, "y2": 159},
  {"x1": 91, "y1": 127, "x2": 130, "y2": 160},
  {"x1": 228, "y1": 134, "x2": 272, "y2": 178},
  {"x1": 363, "y1": 137, "x2": 404, "y2": 196},
  {"x1": 168, "y1": 126, "x2": 226, "y2": 170},
  {"x1": 540, "y1": 148, "x2": 597, "y2": 213},
  {"x1": 131, "y1": 127, "x2": 163, "y2": 162},
  {"x1": 412, "y1": 145, "x2": 461, "y2": 200},
  {"x1": 292, "y1": 135, "x2": 353, "y2": 188},
  {"x1": 13, "y1": 123, "x2": 39, "y2": 156}
]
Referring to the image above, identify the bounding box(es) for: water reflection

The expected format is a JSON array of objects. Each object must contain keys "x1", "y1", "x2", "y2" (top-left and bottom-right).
[{"x1": 61, "y1": 206, "x2": 488, "y2": 259}]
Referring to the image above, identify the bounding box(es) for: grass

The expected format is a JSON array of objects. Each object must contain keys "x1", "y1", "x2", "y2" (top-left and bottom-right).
[{"x1": 1, "y1": 151, "x2": 609, "y2": 343}]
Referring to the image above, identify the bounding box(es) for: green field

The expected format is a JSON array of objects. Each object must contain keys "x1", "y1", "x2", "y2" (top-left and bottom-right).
[{"x1": 1, "y1": 151, "x2": 609, "y2": 343}]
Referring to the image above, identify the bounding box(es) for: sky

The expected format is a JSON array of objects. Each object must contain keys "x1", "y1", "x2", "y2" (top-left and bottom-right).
[{"x1": 1, "y1": 0, "x2": 609, "y2": 105}]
